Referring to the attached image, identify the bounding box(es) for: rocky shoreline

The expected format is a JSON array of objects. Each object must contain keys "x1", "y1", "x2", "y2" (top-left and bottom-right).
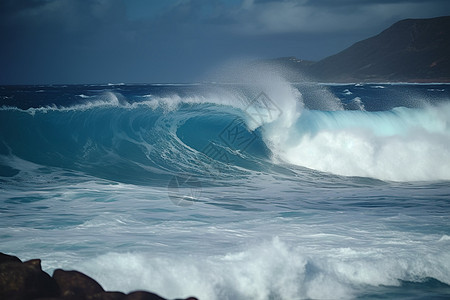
[{"x1": 0, "y1": 252, "x2": 198, "y2": 300}]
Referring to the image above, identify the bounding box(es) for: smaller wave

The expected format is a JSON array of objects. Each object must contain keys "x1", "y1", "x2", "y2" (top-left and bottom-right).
[
  {"x1": 77, "y1": 94, "x2": 93, "y2": 99},
  {"x1": 343, "y1": 89, "x2": 353, "y2": 95},
  {"x1": 0, "y1": 92, "x2": 209, "y2": 115}
]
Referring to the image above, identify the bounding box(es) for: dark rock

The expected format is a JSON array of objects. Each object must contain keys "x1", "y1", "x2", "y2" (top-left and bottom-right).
[
  {"x1": 0, "y1": 252, "x2": 22, "y2": 265},
  {"x1": 88, "y1": 291, "x2": 127, "y2": 300},
  {"x1": 52, "y1": 269, "x2": 105, "y2": 299},
  {"x1": 125, "y1": 291, "x2": 198, "y2": 300},
  {"x1": 125, "y1": 291, "x2": 167, "y2": 300},
  {"x1": 24, "y1": 259, "x2": 43, "y2": 269},
  {"x1": 0, "y1": 256, "x2": 60, "y2": 300},
  {"x1": 36, "y1": 291, "x2": 127, "y2": 300}
]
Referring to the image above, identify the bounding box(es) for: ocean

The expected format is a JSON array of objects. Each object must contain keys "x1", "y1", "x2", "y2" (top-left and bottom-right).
[{"x1": 1, "y1": 79, "x2": 449, "y2": 299}]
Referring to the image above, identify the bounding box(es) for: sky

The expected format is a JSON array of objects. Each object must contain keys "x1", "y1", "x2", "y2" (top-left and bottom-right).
[{"x1": 1, "y1": 0, "x2": 450, "y2": 84}]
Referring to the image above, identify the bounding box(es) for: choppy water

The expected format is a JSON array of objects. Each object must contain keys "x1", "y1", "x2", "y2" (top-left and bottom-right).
[{"x1": 1, "y1": 81, "x2": 449, "y2": 299}]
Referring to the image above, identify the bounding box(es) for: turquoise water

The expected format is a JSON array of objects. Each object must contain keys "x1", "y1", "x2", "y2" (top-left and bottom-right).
[{"x1": 1, "y1": 82, "x2": 449, "y2": 299}]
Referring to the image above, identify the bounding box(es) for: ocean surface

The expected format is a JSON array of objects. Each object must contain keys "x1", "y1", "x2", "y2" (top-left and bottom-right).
[{"x1": 1, "y1": 80, "x2": 450, "y2": 299}]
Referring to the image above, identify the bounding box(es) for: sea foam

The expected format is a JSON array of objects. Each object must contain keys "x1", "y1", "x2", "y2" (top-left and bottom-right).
[{"x1": 263, "y1": 99, "x2": 450, "y2": 181}]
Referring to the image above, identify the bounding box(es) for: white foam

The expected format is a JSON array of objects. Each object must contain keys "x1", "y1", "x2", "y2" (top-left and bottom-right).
[
  {"x1": 77, "y1": 94, "x2": 92, "y2": 99},
  {"x1": 351, "y1": 97, "x2": 365, "y2": 110},
  {"x1": 76, "y1": 238, "x2": 349, "y2": 300},
  {"x1": 266, "y1": 103, "x2": 450, "y2": 181},
  {"x1": 438, "y1": 235, "x2": 450, "y2": 242},
  {"x1": 343, "y1": 89, "x2": 353, "y2": 95},
  {"x1": 74, "y1": 236, "x2": 450, "y2": 300}
]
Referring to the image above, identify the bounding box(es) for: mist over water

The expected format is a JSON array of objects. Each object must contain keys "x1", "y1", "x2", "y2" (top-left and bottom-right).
[{"x1": 1, "y1": 81, "x2": 450, "y2": 299}]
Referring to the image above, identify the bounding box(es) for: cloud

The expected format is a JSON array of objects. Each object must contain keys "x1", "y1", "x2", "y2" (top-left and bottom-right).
[
  {"x1": 224, "y1": 0, "x2": 450, "y2": 34},
  {"x1": 3, "y1": 0, "x2": 449, "y2": 38},
  {"x1": 1, "y1": 0, "x2": 126, "y2": 36},
  {"x1": 1, "y1": 0, "x2": 449, "y2": 83}
]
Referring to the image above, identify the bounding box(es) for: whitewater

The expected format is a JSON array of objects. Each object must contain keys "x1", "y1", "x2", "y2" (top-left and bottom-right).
[{"x1": 1, "y1": 80, "x2": 449, "y2": 299}]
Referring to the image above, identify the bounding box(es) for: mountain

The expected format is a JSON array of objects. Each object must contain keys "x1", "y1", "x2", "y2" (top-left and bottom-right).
[{"x1": 267, "y1": 16, "x2": 450, "y2": 82}]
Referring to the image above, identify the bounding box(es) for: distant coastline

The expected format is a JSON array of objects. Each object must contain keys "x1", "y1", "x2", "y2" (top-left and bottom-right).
[{"x1": 259, "y1": 16, "x2": 450, "y2": 83}]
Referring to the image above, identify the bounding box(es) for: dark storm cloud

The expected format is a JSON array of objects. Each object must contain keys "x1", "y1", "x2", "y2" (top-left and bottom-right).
[
  {"x1": 0, "y1": 0, "x2": 127, "y2": 42},
  {"x1": 1, "y1": 0, "x2": 449, "y2": 84},
  {"x1": 222, "y1": 0, "x2": 450, "y2": 34}
]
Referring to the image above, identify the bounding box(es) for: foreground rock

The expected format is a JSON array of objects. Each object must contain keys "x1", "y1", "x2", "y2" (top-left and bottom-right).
[{"x1": 0, "y1": 253, "x2": 198, "y2": 300}]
